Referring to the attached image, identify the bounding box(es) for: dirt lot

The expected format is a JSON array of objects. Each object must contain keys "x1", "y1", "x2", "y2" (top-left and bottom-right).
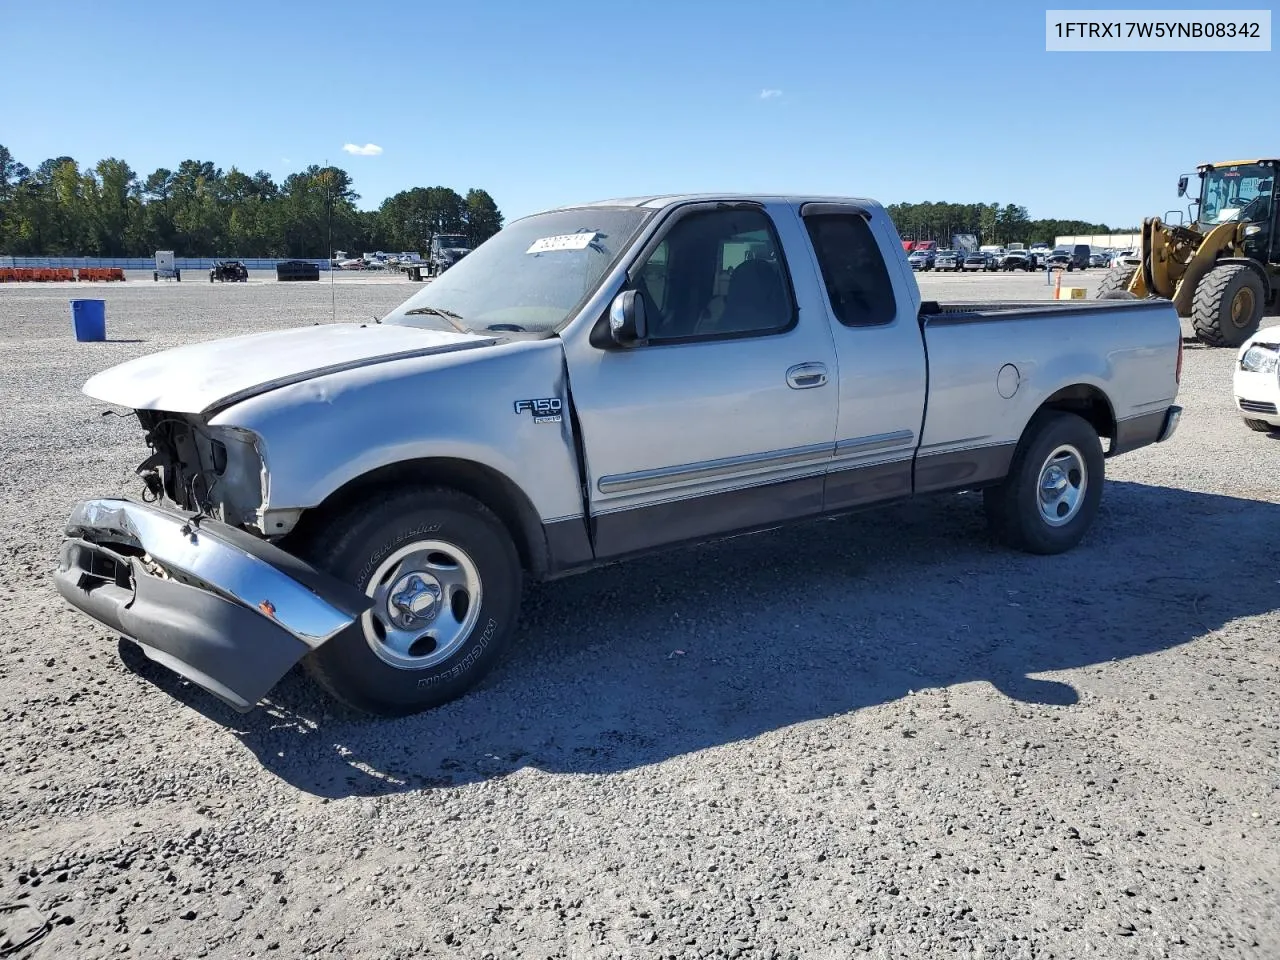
[{"x1": 1, "y1": 269, "x2": 1278, "y2": 959}]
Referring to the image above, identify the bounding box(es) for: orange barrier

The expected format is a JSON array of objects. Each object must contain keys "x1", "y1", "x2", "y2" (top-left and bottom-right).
[
  {"x1": 73, "y1": 267, "x2": 126, "y2": 282},
  {"x1": 0, "y1": 265, "x2": 128, "y2": 282}
]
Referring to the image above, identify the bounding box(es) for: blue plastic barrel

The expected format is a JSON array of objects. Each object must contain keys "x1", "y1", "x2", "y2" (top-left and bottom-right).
[{"x1": 71, "y1": 299, "x2": 106, "y2": 342}]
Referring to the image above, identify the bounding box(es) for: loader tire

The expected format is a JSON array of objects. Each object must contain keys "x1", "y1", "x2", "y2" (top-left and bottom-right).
[
  {"x1": 1096, "y1": 265, "x2": 1136, "y2": 299},
  {"x1": 1191, "y1": 263, "x2": 1264, "y2": 348}
]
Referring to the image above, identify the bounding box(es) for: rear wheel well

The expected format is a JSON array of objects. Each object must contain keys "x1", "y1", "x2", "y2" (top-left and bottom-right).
[
  {"x1": 285, "y1": 459, "x2": 547, "y2": 577},
  {"x1": 1038, "y1": 385, "x2": 1116, "y2": 445}
]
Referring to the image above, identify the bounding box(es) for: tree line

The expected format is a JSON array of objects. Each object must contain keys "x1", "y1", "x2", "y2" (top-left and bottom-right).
[
  {"x1": 0, "y1": 144, "x2": 503, "y2": 258},
  {"x1": 1, "y1": 143, "x2": 1136, "y2": 258},
  {"x1": 885, "y1": 201, "x2": 1137, "y2": 247}
]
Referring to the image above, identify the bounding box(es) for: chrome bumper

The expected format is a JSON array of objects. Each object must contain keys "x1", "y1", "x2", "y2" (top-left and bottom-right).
[{"x1": 53, "y1": 498, "x2": 370, "y2": 711}]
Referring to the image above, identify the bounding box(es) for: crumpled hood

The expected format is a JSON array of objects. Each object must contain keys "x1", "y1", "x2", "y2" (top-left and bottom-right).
[{"x1": 83, "y1": 322, "x2": 496, "y2": 415}]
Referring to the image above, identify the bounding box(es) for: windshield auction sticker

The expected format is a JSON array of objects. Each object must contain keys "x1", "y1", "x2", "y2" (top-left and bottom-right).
[
  {"x1": 526, "y1": 233, "x2": 598, "y2": 254},
  {"x1": 1046, "y1": 9, "x2": 1271, "y2": 50}
]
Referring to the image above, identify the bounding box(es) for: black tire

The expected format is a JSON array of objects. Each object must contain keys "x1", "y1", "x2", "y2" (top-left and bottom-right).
[
  {"x1": 1244, "y1": 418, "x2": 1274, "y2": 433},
  {"x1": 1099, "y1": 290, "x2": 1138, "y2": 300},
  {"x1": 983, "y1": 411, "x2": 1104, "y2": 555},
  {"x1": 298, "y1": 487, "x2": 523, "y2": 716},
  {"x1": 1096, "y1": 265, "x2": 1136, "y2": 299},
  {"x1": 1191, "y1": 263, "x2": 1265, "y2": 348}
]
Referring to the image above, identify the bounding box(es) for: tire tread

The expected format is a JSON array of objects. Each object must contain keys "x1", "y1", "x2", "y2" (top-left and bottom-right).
[{"x1": 297, "y1": 486, "x2": 521, "y2": 716}]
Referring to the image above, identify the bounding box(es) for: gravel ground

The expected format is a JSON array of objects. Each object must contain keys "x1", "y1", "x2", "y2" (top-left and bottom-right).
[{"x1": 1, "y1": 269, "x2": 1278, "y2": 960}]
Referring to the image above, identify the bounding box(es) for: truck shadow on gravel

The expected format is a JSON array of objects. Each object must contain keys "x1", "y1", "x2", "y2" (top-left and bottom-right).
[{"x1": 121, "y1": 480, "x2": 1280, "y2": 797}]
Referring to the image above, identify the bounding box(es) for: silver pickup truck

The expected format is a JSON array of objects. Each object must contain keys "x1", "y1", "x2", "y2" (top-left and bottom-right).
[{"x1": 54, "y1": 194, "x2": 1184, "y2": 716}]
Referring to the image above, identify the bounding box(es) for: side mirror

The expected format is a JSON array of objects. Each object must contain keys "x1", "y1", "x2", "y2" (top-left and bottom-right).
[
  {"x1": 1177, "y1": 174, "x2": 1189, "y2": 198},
  {"x1": 608, "y1": 289, "x2": 648, "y2": 345}
]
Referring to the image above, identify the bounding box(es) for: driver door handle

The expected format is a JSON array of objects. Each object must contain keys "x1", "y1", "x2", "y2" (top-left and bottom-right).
[{"x1": 786, "y1": 362, "x2": 828, "y2": 389}]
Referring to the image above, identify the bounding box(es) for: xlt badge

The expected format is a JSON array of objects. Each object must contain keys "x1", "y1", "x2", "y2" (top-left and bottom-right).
[{"x1": 514, "y1": 398, "x2": 563, "y2": 423}]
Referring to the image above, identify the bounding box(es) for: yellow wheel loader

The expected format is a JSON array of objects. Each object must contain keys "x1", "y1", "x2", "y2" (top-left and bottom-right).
[{"x1": 1096, "y1": 159, "x2": 1279, "y2": 347}]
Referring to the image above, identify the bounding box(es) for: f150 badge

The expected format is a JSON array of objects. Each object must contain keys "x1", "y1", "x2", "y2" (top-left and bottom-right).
[{"x1": 514, "y1": 398, "x2": 563, "y2": 424}]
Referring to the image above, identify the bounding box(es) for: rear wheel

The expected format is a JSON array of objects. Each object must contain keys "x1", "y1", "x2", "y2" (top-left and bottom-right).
[
  {"x1": 984, "y1": 411, "x2": 1104, "y2": 555},
  {"x1": 1191, "y1": 263, "x2": 1265, "y2": 348},
  {"x1": 1096, "y1": 265, "x2": 1136, "y2": 298},
  {"x1": 298, "y1": 487, "x2": 523, "y2": 716}
]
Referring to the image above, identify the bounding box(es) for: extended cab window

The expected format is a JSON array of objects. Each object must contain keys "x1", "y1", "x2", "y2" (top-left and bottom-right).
[
  {"x1": 634, "y1": 207, "x2": 795, "y2": 342},
  {"x1": 803, "y1": 214, "x2": 897, "y2": 327}
]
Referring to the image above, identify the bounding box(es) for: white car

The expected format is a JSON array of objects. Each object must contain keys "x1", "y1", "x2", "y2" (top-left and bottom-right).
[{"x1": 1234, "y1": 328, "x2": 1280, "y2": 432}]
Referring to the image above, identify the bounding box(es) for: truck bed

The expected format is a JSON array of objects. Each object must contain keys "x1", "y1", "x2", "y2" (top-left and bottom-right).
[{"x1": 919, "y1": 298, "x2": 1171, "y2": 325}]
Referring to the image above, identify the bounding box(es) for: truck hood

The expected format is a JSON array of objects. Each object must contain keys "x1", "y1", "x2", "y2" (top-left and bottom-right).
[{"x1": 83, "y1": 322, "x2": 496, "y2": 415}]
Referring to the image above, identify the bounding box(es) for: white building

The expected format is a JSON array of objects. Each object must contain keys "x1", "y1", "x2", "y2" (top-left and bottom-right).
[{"x1": 1054, "y1": 232, "x2": 1142, "y2": 251}]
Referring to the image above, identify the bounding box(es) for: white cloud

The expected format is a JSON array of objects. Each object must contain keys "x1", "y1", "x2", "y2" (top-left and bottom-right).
[
  {"x1": 759, "y1": 89, "x2": 782, "y2": 100},
  {"x1": 342, "y1": 143, "x2": 384, "y2": 156}
]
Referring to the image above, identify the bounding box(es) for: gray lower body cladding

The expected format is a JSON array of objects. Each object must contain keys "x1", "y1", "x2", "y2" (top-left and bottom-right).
[{"x1": 52, "y1": 499, "x2": 370, "y2": 711}]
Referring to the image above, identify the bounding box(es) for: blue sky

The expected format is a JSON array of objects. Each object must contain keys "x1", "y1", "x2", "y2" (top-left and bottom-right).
[{"x1": 5, "y1": 0, "x2": 1275, "y2": 226}]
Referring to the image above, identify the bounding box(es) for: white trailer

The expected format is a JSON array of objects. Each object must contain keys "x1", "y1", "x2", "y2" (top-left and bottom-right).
[{"x1": 153, "y1": 251, "x2": 180, "y2": 282}]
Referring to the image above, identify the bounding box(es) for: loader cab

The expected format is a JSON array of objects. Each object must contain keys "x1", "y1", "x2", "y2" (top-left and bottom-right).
[{"x1": 1194, "y1": 160, "x2": 1279, "y2": 263}]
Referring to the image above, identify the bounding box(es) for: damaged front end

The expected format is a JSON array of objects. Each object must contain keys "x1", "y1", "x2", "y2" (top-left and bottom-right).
[
  {"x1": 53, "y1": 499, "x2": 370, "y2": 711},
  {"x1": 134, "y1": 411, "x2": 275, "y2": 533}
]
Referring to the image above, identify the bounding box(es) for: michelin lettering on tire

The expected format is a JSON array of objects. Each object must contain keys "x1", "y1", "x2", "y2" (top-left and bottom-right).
[
  {"x1": 417, "y1": 617, "x2": 498, "y2": 688},
  {"x1": 356, "y1": 522, "x2": 443, "y2": 586}
]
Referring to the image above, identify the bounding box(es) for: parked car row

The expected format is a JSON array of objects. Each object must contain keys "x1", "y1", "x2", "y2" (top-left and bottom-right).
[
  {"x1": 909, "y1": 243, "x2": 1103, "y2": 272},
  {"x1": 907, "y1": 242, "x2": 1143, "y2": 274}
]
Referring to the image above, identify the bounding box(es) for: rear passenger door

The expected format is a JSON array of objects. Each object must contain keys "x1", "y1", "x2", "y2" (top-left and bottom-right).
[{"x1": 798, "y1": 204, "x2": 928, "y2": 510}]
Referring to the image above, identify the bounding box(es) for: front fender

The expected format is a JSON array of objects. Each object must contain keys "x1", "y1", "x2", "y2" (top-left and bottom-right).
[{"x1": 209, "y1": 338, "x2": 584, "y2": 524}]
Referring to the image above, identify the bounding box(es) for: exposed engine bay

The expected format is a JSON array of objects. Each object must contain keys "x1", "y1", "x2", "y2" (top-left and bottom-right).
[{"x1": 134, "y1": 411, "x2": 267, "y2": 531}]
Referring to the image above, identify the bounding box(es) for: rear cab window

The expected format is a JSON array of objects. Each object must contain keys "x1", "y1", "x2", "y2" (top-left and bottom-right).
[{"x1": 801, "y1": 213, "x2": 898, "y2": 327}]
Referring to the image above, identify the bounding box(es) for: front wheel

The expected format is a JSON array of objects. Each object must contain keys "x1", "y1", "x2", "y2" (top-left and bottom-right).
[
  {"x1": 983, "y1": 411, "x2": 1104, "y2": 555},
  {"x1": 1096, "y1": 264, "x2": 1136, "y2": 298},
  {"x1": 1244, "y1": 418, "x2": 1274, "y2": 433},
  {"x1": 1191, "y1": 262, "x2": 1265, "y2": 348},
  {"x1": 299, "y1": 487, "x2": 523, "y2": 716}
]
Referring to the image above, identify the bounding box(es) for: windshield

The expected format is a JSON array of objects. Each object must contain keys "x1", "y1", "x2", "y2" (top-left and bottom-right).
[
  {"x1": 435, "y1": 235, "x2": 470, "y2": 248},
  {"x1": 384, "y1": 206, "x2": 654, "y2": 334},
  {"x1": 1200, "y1": 164, "x2": 1275, "y2": 224}
]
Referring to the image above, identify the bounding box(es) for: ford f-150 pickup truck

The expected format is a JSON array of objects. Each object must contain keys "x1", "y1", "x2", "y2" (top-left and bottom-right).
[{"x1": 54, "y1": 194, "x2": 1184, "y2": 716}]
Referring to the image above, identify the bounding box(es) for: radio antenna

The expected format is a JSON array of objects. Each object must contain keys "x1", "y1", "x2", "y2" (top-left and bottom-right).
[{"x1": 326, "y1": 158, "x2": 336, "y2": 324}]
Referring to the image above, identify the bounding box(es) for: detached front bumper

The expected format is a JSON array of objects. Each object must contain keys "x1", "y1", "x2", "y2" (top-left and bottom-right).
[{"x1": 53, "y1": 499, "x2": 370, "y2": 711}]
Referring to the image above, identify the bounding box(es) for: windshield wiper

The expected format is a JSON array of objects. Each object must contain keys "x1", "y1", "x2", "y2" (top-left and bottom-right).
[
  {"x1": 485, "y1": 323, "x2": 527, "y2": 332},
  {"x1": 403, "y1": 306, "x2": 469, "y2": 333}
]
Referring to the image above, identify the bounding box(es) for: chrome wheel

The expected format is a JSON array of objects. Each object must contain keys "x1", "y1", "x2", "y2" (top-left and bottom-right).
[
  {"x1": 1037, "y1": 444, "x2": 1087, "y2": 527},
  {"x1": 361, "y1": 540, "x2": 483, "y2": 670}
]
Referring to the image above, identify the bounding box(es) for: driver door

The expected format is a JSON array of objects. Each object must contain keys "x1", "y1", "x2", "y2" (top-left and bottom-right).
[{"x1": 563, "y1": 202, "x2": 839, "y2": 559}]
